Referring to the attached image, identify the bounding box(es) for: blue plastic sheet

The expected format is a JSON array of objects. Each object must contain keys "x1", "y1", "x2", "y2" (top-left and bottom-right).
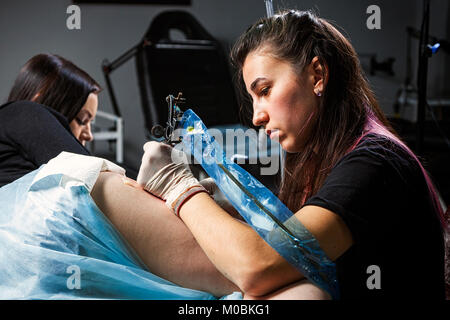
[
  {"x1": 0, "y1": 164, "x2": 241, "y2": 300},
  {"x1": 177, "y1": 109, "x2": 339, "y2": 299}
]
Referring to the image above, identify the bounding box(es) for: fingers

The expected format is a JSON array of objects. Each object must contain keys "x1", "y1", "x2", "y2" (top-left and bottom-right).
[
  {"x1": 142, "y1": 141, "x2": 190, "y2": 164},
  {"x1": 136, "y1": 166, "x2": 147, "y2": 187},
  {"x1": 137, "y1": 141, "x2": 177, "y2": 188},
  {"x1": 137, "y1": 141, "x2": 192, "y2": 191},
  {"x1": 141, "y1": 142, "x2": 170, "y2": 166},
  {"x1": 143, "y1": 141, "x2": 158, "y2": 152},
  {"x1": 143, "y1": 141, "x2": 170, "y2": 155}
]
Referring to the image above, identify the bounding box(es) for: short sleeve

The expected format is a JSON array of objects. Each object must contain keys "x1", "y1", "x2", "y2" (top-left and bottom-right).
[
  {"x1": 303, "y1": 144, "x2": 398, "y2": 244},
  {"x1": 0, "y1": 101, "x2": 89, "y2": 166}
]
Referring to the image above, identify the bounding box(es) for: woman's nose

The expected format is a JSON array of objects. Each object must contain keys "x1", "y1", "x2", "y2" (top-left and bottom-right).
[
  {"x1": 252, "y1": 110, "x2": 269, "y2": 127},
  {"x1": 81, "y1": 124, "x2": 94, "y2": 143}
]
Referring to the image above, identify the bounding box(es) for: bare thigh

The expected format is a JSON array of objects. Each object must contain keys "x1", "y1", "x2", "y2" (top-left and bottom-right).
[{"x1": 90, "y1": 172, "x2": 238, "y2": 297}]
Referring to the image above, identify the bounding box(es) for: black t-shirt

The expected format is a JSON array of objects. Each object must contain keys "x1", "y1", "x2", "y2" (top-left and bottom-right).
[
  {"x1": 0, "y1": 101, "x2": 89, "y2": 187},
  {"x1": 304, "y1": 133, "x2": 446, "y2": 299}
]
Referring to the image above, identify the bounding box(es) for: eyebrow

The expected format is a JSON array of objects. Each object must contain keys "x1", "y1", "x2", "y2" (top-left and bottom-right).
[
  {"x1": 250, "y1": 77, "x2": 267, "y2": 91},
  {"x1": 79, "y1": 110, "x2": 93, "y2": 119}
]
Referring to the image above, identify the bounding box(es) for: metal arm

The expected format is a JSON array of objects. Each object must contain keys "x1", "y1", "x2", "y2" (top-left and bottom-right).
[{"x1": 101, "y1": 40, "x2": 150, "y2": 118}]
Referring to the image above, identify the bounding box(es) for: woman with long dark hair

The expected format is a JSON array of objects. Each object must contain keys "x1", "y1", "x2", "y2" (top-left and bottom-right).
[
  {"x1": 0, "y1": 53, "x2": 100, "y2": 187},
  {"x1": 136, "y1": 10, "x2": 448, "y2": 299},
  {"x1": 0, "y1": 54, "x2": 242, "y2": 298}
]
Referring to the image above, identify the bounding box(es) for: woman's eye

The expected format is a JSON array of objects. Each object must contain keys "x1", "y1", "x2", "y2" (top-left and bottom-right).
[
  {"x1": 260, "y1": 87, "x2": 270, "y2": 96},
  {"x1": 76, "y1": 117, "x2": 88, "y2": 126}
]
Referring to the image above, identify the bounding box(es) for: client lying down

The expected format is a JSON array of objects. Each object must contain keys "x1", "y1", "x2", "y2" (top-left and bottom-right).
[
  {"x1": 0, "y1": 54, "x2": 327, "y2": 299},
  {"x1": 0, "y1": 152, "x2": 327, "y2": 299}
]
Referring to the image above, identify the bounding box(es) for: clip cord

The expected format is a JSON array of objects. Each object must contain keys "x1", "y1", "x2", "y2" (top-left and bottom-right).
[
  {"x1": 217, "y1": 164, "x2": 332, "y2": 291},
  {"x1": 218, "y1": 163, "x2": 309, "y2": 249}
]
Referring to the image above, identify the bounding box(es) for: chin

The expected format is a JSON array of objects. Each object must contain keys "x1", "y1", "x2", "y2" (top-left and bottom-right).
[
  {"x1": 281, "y1": 139, "x2": 303, "y2": 153},
  {"x1": 281, "y1": 142, "x2": 298, "y2": 153}
]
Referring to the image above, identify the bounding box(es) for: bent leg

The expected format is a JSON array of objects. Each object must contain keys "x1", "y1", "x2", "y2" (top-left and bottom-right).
[
  {"x1": 91, "y1": 172, "x2": 239, "y2": 297},
  {"x1": 244, "y1": 279, "x2": 331, "y2": 300}
]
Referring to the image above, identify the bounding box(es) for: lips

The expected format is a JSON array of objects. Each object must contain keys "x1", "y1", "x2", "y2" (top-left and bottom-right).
[{"x1": 265, "y1": 128, "x2": 280, "y2": 141}]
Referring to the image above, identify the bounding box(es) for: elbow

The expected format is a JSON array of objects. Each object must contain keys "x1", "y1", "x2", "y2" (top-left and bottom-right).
[
  {"x1": 238, "y1": 276, "x2": 269, "y2": 297},
  {"x1": 236, "y1": 264, "x2": 278, "y2": 297},
  {"x1": 229, "y1": 232, "x2": 304, "y2": 297},
  {"x1": 232, "y1": 253, "x2": 281, "y2": 297},
  {"x1": 232, "y1": 245, "x2": 304, "y2": 297}
]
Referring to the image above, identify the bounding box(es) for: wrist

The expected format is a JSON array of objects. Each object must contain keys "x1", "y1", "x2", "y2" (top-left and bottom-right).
[
  {"x1": 177, "y1": 190, "x2": 211, "y2": 219},
  {"x1": 171, "y1": 185, "x2": 209, "y2": 217}
]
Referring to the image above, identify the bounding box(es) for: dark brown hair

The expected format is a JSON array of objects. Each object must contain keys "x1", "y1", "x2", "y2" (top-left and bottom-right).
[
  {"x1": 231, "y1": 10, "x2": 396, "y2": 212},
  {"x1": 7, "y1": 54, "x2": 101, "y2": 122}
]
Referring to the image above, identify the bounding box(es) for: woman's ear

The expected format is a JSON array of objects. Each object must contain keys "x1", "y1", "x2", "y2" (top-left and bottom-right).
[{"x1": 310, "y1": 56, "x2": 328, "y2": 94}]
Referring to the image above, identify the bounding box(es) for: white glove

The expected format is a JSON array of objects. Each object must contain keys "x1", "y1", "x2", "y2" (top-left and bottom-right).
[{"x1": 136, "y1": 141, "x2": 208, "y2": 216}]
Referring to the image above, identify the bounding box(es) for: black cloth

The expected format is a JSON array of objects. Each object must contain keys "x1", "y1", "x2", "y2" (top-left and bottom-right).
[
  {"x1": 0, "y1": 101, "x2": 89, "y2": 187},
  {"x1": 304, "y1": 133, "x2": 446, "y2": 299}
]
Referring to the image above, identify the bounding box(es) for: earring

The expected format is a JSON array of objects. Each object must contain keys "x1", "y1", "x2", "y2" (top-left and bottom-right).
[{"x1": 315, "y1": 90, "x2": 322, "y2": 97}]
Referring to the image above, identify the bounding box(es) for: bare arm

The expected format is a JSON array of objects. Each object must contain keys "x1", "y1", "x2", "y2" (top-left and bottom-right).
[
  {"x1": 179, "y1": 192, "x2": 353, "y2": 297},
  {"x1": 244, "y1": 279, "x2": 331, "y2": 300},
  {"x1": 90, "y1": 171, "x2": 239, "y2": 297}
]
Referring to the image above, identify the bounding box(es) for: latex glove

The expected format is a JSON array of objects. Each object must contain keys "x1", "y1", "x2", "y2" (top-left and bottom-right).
[{"x1": 137, "y1": 141, "x2": 208, "y2": 216}]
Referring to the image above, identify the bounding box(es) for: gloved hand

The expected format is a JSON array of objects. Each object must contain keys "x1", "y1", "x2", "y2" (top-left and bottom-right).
[{"x1": 136, "y1": 141, "x2": 208, "y2": 216}]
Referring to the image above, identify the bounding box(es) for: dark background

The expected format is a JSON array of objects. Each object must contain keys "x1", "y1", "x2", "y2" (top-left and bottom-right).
[{"x1": 0, "y1": 0, "x2": 449, "y2": 203}]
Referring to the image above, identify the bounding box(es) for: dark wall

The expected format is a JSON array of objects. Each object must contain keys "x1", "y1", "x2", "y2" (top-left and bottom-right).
[{"x1": 0, "y1": 0, "x2": 448, "y2": 168}]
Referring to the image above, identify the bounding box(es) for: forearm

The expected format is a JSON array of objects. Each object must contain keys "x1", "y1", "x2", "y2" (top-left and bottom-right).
[
  {"x1": 90, "y1": 172, "x2": 239, "y2": 297},
  {"x1": 179, "y1": 192, "x2": 303, "y2": 296}
]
